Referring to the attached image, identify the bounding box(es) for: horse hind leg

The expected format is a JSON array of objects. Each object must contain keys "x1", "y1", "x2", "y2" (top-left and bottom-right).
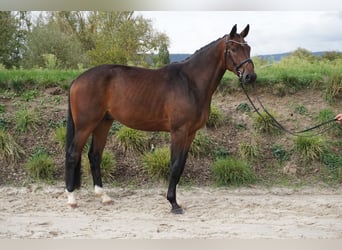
[
  {"x1": 88, "y1": 118, "x2": 114, "y2": 205},
  {"x1": 65, "y1": 130, "x2": 90, "y2": 208}
]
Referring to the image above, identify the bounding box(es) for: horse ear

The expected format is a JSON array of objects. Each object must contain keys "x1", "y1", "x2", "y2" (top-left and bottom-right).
[
  {"x1": 229, "y1": 24, "x2": 237, "y2": 37},
  {"x1": 240, "y1": 24, "x2": 250, "y2": 38}
]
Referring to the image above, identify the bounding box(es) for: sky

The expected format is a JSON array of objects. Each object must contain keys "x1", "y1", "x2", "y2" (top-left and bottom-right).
[{"x1": 137, "y1": 11, "x2": 342, "y2": 56}]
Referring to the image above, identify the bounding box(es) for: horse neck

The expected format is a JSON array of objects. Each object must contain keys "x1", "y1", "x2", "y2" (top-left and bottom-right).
[{"x1": 183, "y1": 38, "x2": 226, "y2": 99}]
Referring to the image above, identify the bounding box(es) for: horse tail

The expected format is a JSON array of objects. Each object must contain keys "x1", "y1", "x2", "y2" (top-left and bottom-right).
[
  {"x1": 66, "y1": 84, "x2": 74, "y2": 155},
  {"x1": 65, "y1": 81, "x2": 81, "y2": 189}
]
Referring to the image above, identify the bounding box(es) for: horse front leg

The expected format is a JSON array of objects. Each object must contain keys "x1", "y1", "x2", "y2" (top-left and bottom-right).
[{"x1": 167, "y1": 131, "x2": 195, "y2": 214}]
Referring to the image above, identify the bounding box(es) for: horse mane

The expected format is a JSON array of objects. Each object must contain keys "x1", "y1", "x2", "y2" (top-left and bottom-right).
[{"x1": 180, "y1": 35, "x2": 226, "y2": 63}]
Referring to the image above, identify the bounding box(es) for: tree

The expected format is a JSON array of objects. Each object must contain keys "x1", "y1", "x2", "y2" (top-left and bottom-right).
[
  {"x1": 87, "y1": 11, "x2": 169, "y2": 66},
  {"x1": 0, "y1": 11, "x2": 30, "y2": 68},
  {"x1": 155, "y1": 43, "x2": 170, "y2": 67},
  {"x1": 23, "y1": 13, "x2": 85, "y2": 69}
]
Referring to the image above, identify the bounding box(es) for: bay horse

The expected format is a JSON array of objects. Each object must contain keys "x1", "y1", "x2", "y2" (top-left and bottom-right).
[{"x1": 65, "y1": 24, "x2": 257, "y2": 213}]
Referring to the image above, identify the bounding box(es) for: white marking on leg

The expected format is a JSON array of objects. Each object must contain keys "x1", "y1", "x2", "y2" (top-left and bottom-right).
[
  {"x1": 94, "y1": 185, "x2": 113, "y2": 204},
  {"x1": 65, "y1": 189, "x2": 77, "y2": 208}
]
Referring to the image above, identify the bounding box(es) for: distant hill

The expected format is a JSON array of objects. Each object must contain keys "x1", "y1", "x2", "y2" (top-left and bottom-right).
[{"x1": 169, "y1": 51, "x2": 339, "y2": 63}]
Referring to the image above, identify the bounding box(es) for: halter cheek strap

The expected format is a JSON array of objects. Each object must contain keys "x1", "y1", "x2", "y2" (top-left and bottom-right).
[{"x1": 224, "y1": 35, "x2": 253, "y2": 74}]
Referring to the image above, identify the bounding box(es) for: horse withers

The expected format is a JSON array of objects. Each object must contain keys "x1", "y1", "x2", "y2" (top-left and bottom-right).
[{"x1": 65, "y1": 24, "x2": 256, "y2": 213}]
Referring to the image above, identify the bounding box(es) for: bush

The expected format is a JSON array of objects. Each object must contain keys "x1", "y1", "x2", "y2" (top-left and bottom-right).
[
  {"x1": 25, "y1": 148, "x2": 57, "y2": 182},
  {"x1": 294, "y1": 135, "x2": 326, "y2": 162},
  {"x1": 212, "y1": 156, "x2": 256, "y2": 186},
  {"x1": 116, "y1": 126, "x2": 147, "y2": 153},
  {"x1": 0, "y1": 128, "x2": 25, "y2": 164},
  {"x1": 207, "y1": 103, "x2": 225, "y2": 128},
  {"x1": 143, "y1": 147, "x2": 170, "y2": 181}
]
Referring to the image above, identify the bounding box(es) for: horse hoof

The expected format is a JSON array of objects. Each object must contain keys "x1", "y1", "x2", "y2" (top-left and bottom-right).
[{"x1": 171, "y1": 207, "x2": 184, "y2": 214}]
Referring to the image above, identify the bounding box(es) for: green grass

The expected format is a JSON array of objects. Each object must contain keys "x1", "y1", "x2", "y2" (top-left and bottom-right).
[
  {"x1": 0, "y1": 128, "x2": 25, "y2": 164},
  {"x1": 207, "y1": 103, "x2": 225, "y2": 128},
  {"x1": 142, "y1": 147, "x2": 170, "y2": 181},
  {"x1": 14, "y1": 107, "x2": 40, "y2": 133},
  {"x1": 294, "y1": 135, "x2": 326, "y2": 162},
  {"x1": 116, "y1": 126, "x2": 148, "y2": 154},
  {"x1": 25, "y1": 148, "x2": 57, "y2": 183},
  {"x1": 0, "y1": 69, "x2": 81, "y2": 90},
  {"x1": 212, "y1": 156, "x2": 256, "y2": 186}
]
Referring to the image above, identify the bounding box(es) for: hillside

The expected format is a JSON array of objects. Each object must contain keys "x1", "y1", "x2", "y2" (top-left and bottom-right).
[{"x1": 0, "y1": 79, "x2": 341, "y2": 188}]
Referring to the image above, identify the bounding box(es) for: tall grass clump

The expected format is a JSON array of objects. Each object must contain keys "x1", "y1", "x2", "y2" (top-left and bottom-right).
[
  {"x1": 253, "y1": 111, "x2": 280, "y2": 135},
  {"x1": 54, "y1": 125, "x2": 66, "y2": 149},
  {"x1": 143, "y1": 147, "x2": 170, "y2": 181},
  {"x1": 212, "y1": 156, "x2": 256, "y2": 186},
  {"x1": 324, "y1": 73, "x2": 342, "y2": 103},
  {"x1": 189, "y1": 130, "x2": 213, "y2": 157},
  {"x1": 24, "y1": 148, "x2": 57, "y2": 183},
  {"x1": 294, "y1": 135, "x2": 326, "y2": 162},
  {"x1": 207, "y1": 103, "x2": 225, "y2": 128},
  {"x1": 239, "y1": 141, "x2": 260, "y2": 163},
  {"x1": 14, "y1": 107, "x2": 40, "y2": 133},
  {"x1": 0, "y1": 128, "x2": 25, "y2": 164},
  {"x1": 116, "y1": 126, "x2": 147, "y2": 153}
]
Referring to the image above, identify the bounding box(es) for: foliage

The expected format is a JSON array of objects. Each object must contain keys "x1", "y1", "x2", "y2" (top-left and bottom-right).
[
  {"x1": 294, "y1": 104, "x2": 308, "y2": 115},
  {"x1": 271, "y1": 144, "x2": 289, "y2": 164},
  {"x1": 236, "y1": 102, "x2": 251, "y2": 113},
  {"x1": 211, "y1": 156, "x2": 256, "y2": 186},
  {"x1": 54, "y1": 126, "x2": 66, "y2": 149},
  {"x1": 142, "y1": 147, "x2": 170, "y2": 181},
  {"x1": 14, "y1": 107, "x2": 40, "y2": 133},
  {"x1": 189, "y1": 130, "x2": 213, "y2": 157},
  {"x1": 206, "y1": 103, "x2": 225, "y2": 128},
  {"x1": 294, "y1": 135, "x2": 326, "y2": 162},
  {"x1": 253, "y1": 111, "x2": 281, "y2": 135},
  {"x1": 324, "y1": 72, "x2": 342, "y2": 103},
  {"x1": 87, "y1": 11, "x2": 169, "y2": 66},
  {"x1": 239, "y1": 141, "x2": 260, "y2": 162},
  {"x1": 0, "y1": 11, "x2": 30, "y2": 69},
  {"x1": 321, "y1": 152, "x2": 342, "y2": 183},
  {"x1": 0, "y1": 128, "x2": 25, "y2": 164},
  {"x1": 24, "y1": 148, "x2": 57, "y2": 182},
  {"x1": 116, "y1": 126, "x2": 147, "y2": 153}
]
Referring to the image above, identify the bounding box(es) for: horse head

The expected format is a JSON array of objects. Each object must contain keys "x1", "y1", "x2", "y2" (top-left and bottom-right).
[{"x1": 225, "y1": 24, "x2": 257, "y2": 84}]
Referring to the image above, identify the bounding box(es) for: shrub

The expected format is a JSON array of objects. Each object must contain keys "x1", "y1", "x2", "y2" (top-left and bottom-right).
[
  {"x1": 239, "y1": 142, "x2": 260, "y2": 162},
  {"x1": 207, "y1": 103, "x2": 225, "y2": 128},
  {"x1": 25, "y1": 148, "x2": 56, "y2": 182},
  {"x1": 253, "y1": 111, "x2": 280, "y2": 135},
  {"x1": 0, "y1": 128, "x2": 25, "y2": 164},
  {"x1": 294, "y1": 135, "x2": 326, "y2": 162},
  {"x1": 143, "y1": 147, "x2": 170, "y2": 181},
  {"x1": 189, "y1": 130, "x2": 212, "y2": 157},
  {"x1": 14, "y1": 107, "x2": 40, "y2": 133},
  {"x1": 212, "y1": 156, "x2": 256, "y2": 186},
  {"x1": 116, "y1": 126, "x2": 147, "y2": 153}
]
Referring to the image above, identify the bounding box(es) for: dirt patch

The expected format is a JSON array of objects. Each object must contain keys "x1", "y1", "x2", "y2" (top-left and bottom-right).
[{"x1": 0, "y1": 184, "x2": 341, "y2": 239}]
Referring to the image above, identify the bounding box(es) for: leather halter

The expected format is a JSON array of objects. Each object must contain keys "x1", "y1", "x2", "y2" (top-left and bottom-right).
[{"x1": 224, "y1": 35, "x2": 253, "y2": 77}]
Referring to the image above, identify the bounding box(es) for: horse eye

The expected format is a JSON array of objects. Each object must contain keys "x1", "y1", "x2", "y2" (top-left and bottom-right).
[{"x1": 231, "y1": 48, "x2": 236, "y2": 53}]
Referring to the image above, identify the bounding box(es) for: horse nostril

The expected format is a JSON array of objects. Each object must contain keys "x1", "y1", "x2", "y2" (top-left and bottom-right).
[{"x1": 245, "y1": 73, "x2": 256, "y2": 83}]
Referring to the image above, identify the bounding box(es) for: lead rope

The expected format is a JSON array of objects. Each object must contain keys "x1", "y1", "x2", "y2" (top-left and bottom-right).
[{"x1": 240, "y1": 81, "x2": 339, "y2": 137}]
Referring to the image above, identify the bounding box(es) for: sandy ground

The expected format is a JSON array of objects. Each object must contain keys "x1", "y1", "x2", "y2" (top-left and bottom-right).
[{"x1": 0, "y1": 184, "x2": 342, "y2": 239}]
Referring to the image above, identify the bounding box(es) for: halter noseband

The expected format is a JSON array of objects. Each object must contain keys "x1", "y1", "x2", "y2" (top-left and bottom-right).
[{"x1": 224, "y1": 35, "x2": 253, "y2": 78}]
